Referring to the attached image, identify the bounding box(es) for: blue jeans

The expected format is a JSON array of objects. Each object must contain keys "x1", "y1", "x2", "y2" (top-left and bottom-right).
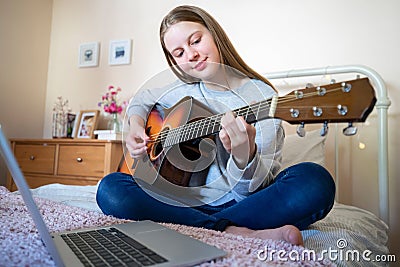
[{"x1": 96, "y1": 162, "x2": 335, "y2": 231}]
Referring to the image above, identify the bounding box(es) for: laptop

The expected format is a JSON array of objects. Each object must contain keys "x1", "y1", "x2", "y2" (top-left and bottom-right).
[{"x1": 0, "y1": 125, "x2": 226, "y2": 267}]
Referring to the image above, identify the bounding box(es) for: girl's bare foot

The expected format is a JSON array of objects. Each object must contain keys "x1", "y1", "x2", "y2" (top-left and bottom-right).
[{"x1": 224, "y1": 225, "x2": 303, "y2": 246}]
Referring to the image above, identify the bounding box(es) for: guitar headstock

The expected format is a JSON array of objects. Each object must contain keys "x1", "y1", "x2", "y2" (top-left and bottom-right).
[{"x1": 274, "y1": 77, "x2": 376, "y2": 125}]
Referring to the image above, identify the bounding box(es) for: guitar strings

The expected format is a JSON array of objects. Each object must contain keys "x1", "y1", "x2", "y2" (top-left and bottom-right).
[
  {"x1": 149, "y1": 88, "x2": 341, "y2": 145},
  {"x1": 148, "y1": 86, "x2": 343, "y2": 145},
  {"x1": 147, "y1": 86, "x2": 343, "y2": 145}
]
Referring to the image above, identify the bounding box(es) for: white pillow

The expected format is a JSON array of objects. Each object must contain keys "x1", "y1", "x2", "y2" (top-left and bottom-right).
[{"x1": 281, "y1": 129, "x2": 326, "y2": 170}]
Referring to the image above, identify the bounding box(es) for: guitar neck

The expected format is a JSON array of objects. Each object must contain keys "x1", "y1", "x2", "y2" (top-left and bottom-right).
[
  {"x1": 163, "y1": 97, "x2": 277, "y2": 147},
  {"x1": 161, "y1": 77, "x2": 375, "y2": 147}
]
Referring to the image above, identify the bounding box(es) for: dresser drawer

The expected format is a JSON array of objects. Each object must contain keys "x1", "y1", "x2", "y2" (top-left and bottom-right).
[
  {"x1": 14, "y1": 144, "x2": 56, "y2": 174},
  {"x1": 58, "y1": 145, "x2": 105, "y2": 177},
  {"x1": 7, "y1": 139, "x2": 123, "y2": 192}
]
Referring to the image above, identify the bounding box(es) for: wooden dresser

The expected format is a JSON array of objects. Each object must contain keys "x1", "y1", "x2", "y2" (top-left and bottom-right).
[{"x1": 6, "y1": 138, "x2": 123, "y2": 191}]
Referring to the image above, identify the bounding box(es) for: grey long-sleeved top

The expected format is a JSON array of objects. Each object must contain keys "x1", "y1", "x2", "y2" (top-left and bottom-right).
[{"x1": 127, "y1": 78, "x2": 284, "y2": 206}]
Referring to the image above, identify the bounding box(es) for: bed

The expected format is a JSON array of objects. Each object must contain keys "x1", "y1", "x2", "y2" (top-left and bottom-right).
[{"x1": 0, "y1": 65, "x2": 391, "y2": 266}]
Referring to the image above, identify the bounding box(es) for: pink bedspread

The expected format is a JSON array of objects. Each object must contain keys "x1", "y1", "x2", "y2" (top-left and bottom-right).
[{"x1": 0, "y1": 186, "x2": 333, "y2": 266}]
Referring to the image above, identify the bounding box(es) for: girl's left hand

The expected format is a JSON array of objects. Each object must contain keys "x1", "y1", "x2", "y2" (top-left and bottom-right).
[{"x1": 219, "y1": 111, "x2": 256, "y2": 169}]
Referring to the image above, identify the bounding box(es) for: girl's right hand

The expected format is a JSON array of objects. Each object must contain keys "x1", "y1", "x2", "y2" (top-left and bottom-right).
[{"x1": 126, "y1": 115, "x2": 149, "y2": 158}]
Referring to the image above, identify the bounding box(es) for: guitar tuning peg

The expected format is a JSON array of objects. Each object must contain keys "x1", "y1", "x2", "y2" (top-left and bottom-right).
[
  {"x1": 320, "y1": 121, "x2": 329, "y2": 136},
  {"x1": 341, "y1": 82, "x2": 352, "y2": 93},
  {"x1": 305, "y1": 83, "x2": 314, "y2": 88},
  {"x1": 296, "y1": 123, "x2": 306, "y2": 137},
  {"x1": 316, "y1": 86, "x2": 326, "y2": 96},
  {"x1": 343, "y1": 122, "x2": 358, "y2": 136},
  {"x1": 330, "y1": 79, "x2": 336, "y2": 84}
]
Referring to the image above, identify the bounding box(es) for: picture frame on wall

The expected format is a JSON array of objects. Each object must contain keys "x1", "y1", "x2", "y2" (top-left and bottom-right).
[
  {"x1": 78, "y1": 42, "x2": 99, "y2": 68},
  {"x1": 73, "y1": 110, "x2": 100, "y2": 138},
  {"x1": 109, "y1": 39, "x2": 132, "y2": 65}
]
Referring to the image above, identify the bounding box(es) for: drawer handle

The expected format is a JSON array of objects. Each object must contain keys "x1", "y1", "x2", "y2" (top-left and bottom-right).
[
  {"x1": 29, "y1": 155, "x2": 35, "y2": 160},
  {"x1": 76, "y1": 157, "x2": 83, "y2": 163}
]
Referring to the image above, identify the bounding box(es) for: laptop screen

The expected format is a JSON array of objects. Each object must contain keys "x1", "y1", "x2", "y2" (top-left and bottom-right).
[{"x1": 0, "y1": 125, "x2": 65, "y2": 267}]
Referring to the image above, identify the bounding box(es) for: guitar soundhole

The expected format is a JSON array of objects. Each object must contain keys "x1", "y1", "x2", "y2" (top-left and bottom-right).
[
  {"x1": 150, "y1": 127, "x2": 169, "y2": 160},
  {"x1": 153, "y1": 140, "x2": 163, "y2": 158},
  {"x1": 180, "y1": 139, "x2": 202, "y2": 161}
]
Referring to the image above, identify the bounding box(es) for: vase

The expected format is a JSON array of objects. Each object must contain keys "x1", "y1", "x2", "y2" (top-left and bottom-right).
[
  {"x1": 108, "y1": 113, "x2": 121, "y2": 133},
  {"x1": 52, "y1": 112, "x2": 68, "y2": 138}
]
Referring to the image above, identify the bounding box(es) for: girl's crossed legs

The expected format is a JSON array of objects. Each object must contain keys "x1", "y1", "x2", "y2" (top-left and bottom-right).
[{"x1": 96, "y1": 162, "x2": 335, "y2": 245}]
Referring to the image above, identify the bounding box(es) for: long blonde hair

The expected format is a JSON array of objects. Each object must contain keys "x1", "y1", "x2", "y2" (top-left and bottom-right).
[{"x1": 160, "y1": 5, "x2": 276, "y2": 91}]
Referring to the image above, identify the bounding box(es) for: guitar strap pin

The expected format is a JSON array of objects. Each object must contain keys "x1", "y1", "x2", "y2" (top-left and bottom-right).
[{"x1": 296, "y1": 122, "x2": 306, "y2": 137}]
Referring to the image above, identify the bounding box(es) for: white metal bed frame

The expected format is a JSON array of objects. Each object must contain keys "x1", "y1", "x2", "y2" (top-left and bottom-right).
[{"x1": 264, "y1": 64, "x2": 391, "y2": 225}]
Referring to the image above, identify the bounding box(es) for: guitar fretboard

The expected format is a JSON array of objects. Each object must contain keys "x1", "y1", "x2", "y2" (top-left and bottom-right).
[{"x1": 162, "y1": 97, "x2": 277, "y2": 147}]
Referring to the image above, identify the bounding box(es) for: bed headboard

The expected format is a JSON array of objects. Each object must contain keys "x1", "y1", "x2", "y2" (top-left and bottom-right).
[{"x1": 264, "y1": 65, "x2": 391, "y2": 224}]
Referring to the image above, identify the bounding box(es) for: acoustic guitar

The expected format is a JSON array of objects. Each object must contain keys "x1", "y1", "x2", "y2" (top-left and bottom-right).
[{"x1": 120, "y1": 77, "x2": 376, "y2": 187}]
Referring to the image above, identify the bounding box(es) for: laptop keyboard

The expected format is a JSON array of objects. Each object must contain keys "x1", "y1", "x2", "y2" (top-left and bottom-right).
[{"x1": 61, "y1": 227, "x2": 168, "y2": 266}]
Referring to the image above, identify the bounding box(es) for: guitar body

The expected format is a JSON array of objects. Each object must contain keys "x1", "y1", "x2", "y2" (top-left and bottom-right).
[{"x1": 134, "y1": 96, "x2": 217, "y2": 187}]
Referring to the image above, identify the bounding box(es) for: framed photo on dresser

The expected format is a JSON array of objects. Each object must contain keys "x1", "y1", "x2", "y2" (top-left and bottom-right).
[{"x1": 74, "y1": 110, "x2": 99, "y2": 139}]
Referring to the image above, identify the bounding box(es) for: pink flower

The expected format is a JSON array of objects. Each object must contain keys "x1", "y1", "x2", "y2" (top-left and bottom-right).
[{"x1": 98, "y1": 85, "x2": 127, "y2": 114}]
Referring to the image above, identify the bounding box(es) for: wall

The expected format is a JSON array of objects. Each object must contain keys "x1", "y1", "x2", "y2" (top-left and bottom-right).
[
  {"x1": 0, "y1": 0, "x2": 53, "y2": 185},
  {"x1": 3, "y1": 0, "x2": 400, "y2": 256},
  {"x1": 43, "y1": 0, "x2": 169, "y2": 129}
]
